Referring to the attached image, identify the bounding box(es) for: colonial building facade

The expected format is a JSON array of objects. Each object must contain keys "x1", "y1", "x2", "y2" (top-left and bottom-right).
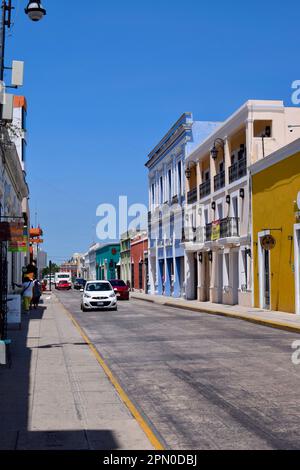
[
  {"x1": 184, "y1": 100, "x2": 300, "y2": 306},
  {"x1": 251, "y1": 138, "x2": 300, "y2": 314},
  {"x1": 146, "y1": 113, "x2": 220, "y2": 298}
]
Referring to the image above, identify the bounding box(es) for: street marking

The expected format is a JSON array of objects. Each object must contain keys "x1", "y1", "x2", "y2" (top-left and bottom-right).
[{"x1": 57, "y1": 297, "x2": 165, "y2": 451}]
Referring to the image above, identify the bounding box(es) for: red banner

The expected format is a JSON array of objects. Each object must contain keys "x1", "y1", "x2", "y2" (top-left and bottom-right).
[{"x1": 0, "y1": 222, "x2": 25, "y2": 242}]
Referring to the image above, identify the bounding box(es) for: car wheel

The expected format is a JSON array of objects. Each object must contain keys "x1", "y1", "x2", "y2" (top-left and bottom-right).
[
  {"x1": 112, "y1": 306, "x2": 118, "y2": 311},
  {"x1": 81, "y1": 304, "x2": 87, "y2": 312}
]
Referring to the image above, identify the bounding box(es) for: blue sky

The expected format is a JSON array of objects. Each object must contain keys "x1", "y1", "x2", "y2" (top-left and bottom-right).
[{"x1": 5, "y1": 0, "x2": 300, "y2": 263}]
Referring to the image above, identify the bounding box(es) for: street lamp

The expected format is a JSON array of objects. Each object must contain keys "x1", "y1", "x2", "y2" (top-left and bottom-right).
[
  {"x1": 210, "y1": 138, "x2": 225, "y2": 160},
  {"x1": 0, "y1": 0, "x2": 47, "y2": 81},
  {"x1": 25, "y1": 1, "x2": 46, "y2": 21}
]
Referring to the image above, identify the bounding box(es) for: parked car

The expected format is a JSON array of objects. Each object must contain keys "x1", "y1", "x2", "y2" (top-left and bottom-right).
[
  {"x1": 56, "y1": 280, "x2": 72, "y2": 290},
  {"x1": 81, "y1": 281, "x2": 117, "y2": 312},
  {"x1": 73, "y1": 278, "x2": 86, "y2": 290},
  {"x1": 110, "y1": 279, "x2": 130, "y2": 300}
]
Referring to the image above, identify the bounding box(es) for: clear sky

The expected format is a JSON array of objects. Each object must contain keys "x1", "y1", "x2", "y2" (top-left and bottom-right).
[{"x1": 5, "y1": 0, "x2": 300, "y2": 263}]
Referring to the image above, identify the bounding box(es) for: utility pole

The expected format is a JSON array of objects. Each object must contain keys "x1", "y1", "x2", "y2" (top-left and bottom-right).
[{"x1": 49, "y1": 260, "x2": 52, "y2": 292}]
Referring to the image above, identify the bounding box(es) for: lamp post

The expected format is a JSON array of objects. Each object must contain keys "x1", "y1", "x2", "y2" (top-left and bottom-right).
[{"x1": 0, "y1": 1, "x2": 46, "y2": 81}]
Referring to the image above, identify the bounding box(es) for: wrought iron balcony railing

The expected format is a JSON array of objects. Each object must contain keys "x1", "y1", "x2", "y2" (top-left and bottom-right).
[
  {"x1": 200, "y1": 180, "x2": 211, "y2": 199},
  {"x1": 187, "y1": 187, "x2": 197, "y2": 204},
  {"x1": 229, "y1": 158, "x2": 247, "y2": 184},
  {"x1": 214, "y1": 171, "x2": 225, "y2": 191}
]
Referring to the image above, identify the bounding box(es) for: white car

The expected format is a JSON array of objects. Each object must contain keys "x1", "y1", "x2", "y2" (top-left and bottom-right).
[{"x1": 81, "y1": 281, "x2": 118, "y2": 312}]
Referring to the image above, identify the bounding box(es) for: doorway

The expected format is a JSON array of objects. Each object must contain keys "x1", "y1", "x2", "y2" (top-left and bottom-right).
[
  {"x1": 294, "y1": 225, "x2": 300, "y2": 314},
  {"x1": 203, "y1": 252, "x2": 210, "y2": 301},
  {"x1": 232, "y1": 251, "x2": 239, "y2": 305},
  {"x1": 217, "y1": 253, "x2": 223, "y2": 303},
  {"x1": 263, "y1": 249, "x2": 271, "y2": 309}
]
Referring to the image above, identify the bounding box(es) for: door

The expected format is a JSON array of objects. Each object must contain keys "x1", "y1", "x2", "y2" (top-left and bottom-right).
[
  {"x1": 232, "y1": 251, "x2": 239, "y2": 305},
  {"x1": 295, "y1": 228, "x2": 300, "y2": 314},
  {"x1": 0, "y1": 242, "x2": 8, "y2": 340},
  {"x1": 218, "y1": 253, "x2": 223, "y2": 303},
  {"x1": 194, "y1": 256, "x2": 198, "y2": 300},
  {"x1": 204, "y1": 253, "x2": 210, "y2": 301},
  {"x1": 264, "y1": 249, "x2": 270, "y2": 309}
]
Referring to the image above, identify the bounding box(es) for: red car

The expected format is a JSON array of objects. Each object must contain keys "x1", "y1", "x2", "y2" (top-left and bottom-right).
[
  {"x1": 56, "y1": 280, "x2": 71, "y2": 290},
  {"x1": 110, "y1": 280, "x2": 130, "y2": 300}
]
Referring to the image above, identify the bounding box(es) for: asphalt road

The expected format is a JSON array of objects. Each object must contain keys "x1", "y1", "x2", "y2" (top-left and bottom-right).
[{"x1": 55, "y1": 290, "x2": 300, "y2": 450}]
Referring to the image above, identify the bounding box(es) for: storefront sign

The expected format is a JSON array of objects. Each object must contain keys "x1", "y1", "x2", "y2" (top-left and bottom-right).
[
  {"x1": 211, "y1": 220, "x2": 221, "y2": 241},
  {"x1": 7, "y1": 295, "x2": 21, "y2": 326},
  {"x1": 8, "y1": 236, "x2": 28, "y2": 252},
  {"x1": 0, "y1": 222, "x2": 24, "y2": 242},
  {"x1": 261, "y1": 234, "x2": 276, "y2": 251}
]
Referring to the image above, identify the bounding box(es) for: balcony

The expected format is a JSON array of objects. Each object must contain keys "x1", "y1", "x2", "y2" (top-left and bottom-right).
[
  {"x1": 200, "y1": 180, "x2": 211, "y2": 199},
  {"x1": 214, "y1": 171, "x2": 225, "y2": 192},
  {"x1": 205, "y1": 217, "x2": 240, "y2": 242},
  {"x1": 187, "y1": 187, "x2": 197, "y2": 205},
  {"x1": 229, "y1": 158, "x2": 247, "y2": 184},
  {"x1": 183, "y1": 227, "x2": 196, "y2": 242}
]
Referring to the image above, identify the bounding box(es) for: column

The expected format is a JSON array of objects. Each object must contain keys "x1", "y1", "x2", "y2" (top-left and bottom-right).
[{"x1": 224, "y1": 135, "x2": 231, "y2": 187}]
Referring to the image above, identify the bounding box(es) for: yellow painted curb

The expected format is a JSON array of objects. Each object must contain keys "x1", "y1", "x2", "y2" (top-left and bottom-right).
[
  {"x1": 132, "y1": 295, "x2": 300, "y2": 335},
  {"x1": 56, "y1": 297, "x2": 165, "y2": 451}
]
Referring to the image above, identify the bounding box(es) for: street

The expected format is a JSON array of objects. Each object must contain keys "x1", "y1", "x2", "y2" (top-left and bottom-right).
[{"x1": 56, "y1": 290, "x2": 300, "y2": 450}]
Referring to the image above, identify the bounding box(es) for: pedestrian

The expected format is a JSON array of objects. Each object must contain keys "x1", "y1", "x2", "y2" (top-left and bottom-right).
[
  {"x1": 31, "y1": 279, "x2": 42, "y2": 309},
  {"x1": 14, "y1": 275, "x2": 34, "y2": 314}
]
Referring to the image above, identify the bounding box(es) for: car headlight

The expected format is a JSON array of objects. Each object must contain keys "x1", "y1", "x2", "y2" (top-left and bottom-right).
[
  {"x1": 84, "y1": 293, "x2": 91, "y2": 298},
  {"x1": 109, "y1": 292, "x2": 116, "y2": 298}
]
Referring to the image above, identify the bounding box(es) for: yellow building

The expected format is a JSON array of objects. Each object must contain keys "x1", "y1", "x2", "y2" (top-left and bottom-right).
[{"x1": 251, "y1": 138, "x2": 300, "y2": 314}]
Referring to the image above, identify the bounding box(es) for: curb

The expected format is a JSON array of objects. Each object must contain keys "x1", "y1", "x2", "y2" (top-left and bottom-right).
[{"x1": 131, "y1": 294, "x2": 300, "y2": 335}]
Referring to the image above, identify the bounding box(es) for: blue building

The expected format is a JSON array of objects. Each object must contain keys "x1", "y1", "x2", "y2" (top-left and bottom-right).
[{"x1": 146, "y1": 113, "x2": 220, "y2": 298}]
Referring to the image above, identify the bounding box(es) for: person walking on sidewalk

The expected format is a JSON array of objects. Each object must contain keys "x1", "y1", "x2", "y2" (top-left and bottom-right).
[{"x1": 31, "y1": 279, "x2": 42, "y2": 309}]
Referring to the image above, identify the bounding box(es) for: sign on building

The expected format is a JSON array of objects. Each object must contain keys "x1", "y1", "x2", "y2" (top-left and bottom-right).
[
  {"x1": 211, "y1": 220, "x2": 221, "y2": 241},
  {"x1": 261, "y1": 234, "x2": 276, "y2": 251}
]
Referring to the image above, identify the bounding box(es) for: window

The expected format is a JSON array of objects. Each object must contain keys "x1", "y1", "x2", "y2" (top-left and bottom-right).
[
  {"x1": 22, "y1": 139, "x2": 27, "y2": 162},
  {"x1": 177, "y1": 161, "x2": 182, "y2": 196},
  {"x1": 217, "y1": 203, "x2": 223, "y2": 220},
  {"x1": 151, "y1": 184, "x2": 155, "y2": 206},
  {"x1": 219, "y1": 161, "x2": 224, "y2": 173},
  {"x1": 254, "y1": 120, "x2": 272, "y2": 138},
  {"x1": 168, "y1": 169, "x2": 172, "y2": 200},
  {"x1": 22, "y1": 108, "x2": 27, "y2": 131},
  {"x1": 232, "y1": 196, "x2": 239, "y2": 219},
  {"x1": 160, "y1": 176, "x2": 163, "y2": 204}
]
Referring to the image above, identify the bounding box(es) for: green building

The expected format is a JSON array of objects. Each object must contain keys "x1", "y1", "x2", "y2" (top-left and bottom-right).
[{"x1": 95, "y1": 243, "x2": 120, "y2": 281}]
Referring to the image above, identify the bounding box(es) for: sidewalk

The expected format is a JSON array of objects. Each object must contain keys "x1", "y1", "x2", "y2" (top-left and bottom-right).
[
  {"x1": 0, "y1": 294, "x2": 155, "y2": 450},
  {"x1": 131, "y1": 292, "x2": 300, "y2": 334}
]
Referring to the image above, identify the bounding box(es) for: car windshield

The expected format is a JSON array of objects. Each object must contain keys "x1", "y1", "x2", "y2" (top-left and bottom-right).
[
  {"x1": 86, "y1": 282, "x2": 112, "y2": 292},
  {"x1": 110, "y1": 280, "x2": 126, "y2": 287}
]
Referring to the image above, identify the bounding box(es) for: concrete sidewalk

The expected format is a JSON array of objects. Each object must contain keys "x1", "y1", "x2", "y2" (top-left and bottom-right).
[
  {"x1": 0, "y1": 294, "x2": 154, "y2": 450},
  {"x1": 131, "y1": 292, "x2": 300, "y2": 334}
]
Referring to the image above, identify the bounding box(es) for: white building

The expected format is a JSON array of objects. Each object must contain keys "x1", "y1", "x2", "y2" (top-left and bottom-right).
[{"x1": 184, "y1": 100, "x2": 300, "y2": 306}]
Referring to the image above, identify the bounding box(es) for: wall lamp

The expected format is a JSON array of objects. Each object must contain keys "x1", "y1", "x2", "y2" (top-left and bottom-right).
[
  {"x1": 210, "y1": 138, "x2": 225, "y2": 160},
  {"x1": 245, "y1": 248, "x2": 252, "y2": 258},
  {"x1": 208, "y1": 251, "x2": 213, "y2": 262},
  {"x1": 198, "y1": 253, "x2": 203, "y2": 263},
  {"x1": 211, "y1": 201, "x2": 216, "y2": 211},
  {"x1": 226, "y1": 195, "x2": 231, "y2": 205},
  {"x1": 240, "y1": 188, "x2": 245, "y2": 199},
  {"x1": 185, "y1": 164, "x2": 191, "y2": 180}
]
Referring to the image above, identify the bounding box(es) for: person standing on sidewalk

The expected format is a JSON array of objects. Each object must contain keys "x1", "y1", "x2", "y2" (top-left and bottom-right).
[
  {"x1": 31, "y1": 279, "x2": 42, "y2": 309},
  {"x1": 14, "y1": 275, "x2": 34, "y2": 314}
]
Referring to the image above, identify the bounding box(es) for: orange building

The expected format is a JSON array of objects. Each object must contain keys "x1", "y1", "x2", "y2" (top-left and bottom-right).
[{"x1": 130, "y1": 232, "x2": 148, "y2": 292}]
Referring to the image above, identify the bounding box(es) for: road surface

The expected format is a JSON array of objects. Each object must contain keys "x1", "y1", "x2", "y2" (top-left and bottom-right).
[{"x1": 56, "y1": 290, "x2": 300, "y2": 450}]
